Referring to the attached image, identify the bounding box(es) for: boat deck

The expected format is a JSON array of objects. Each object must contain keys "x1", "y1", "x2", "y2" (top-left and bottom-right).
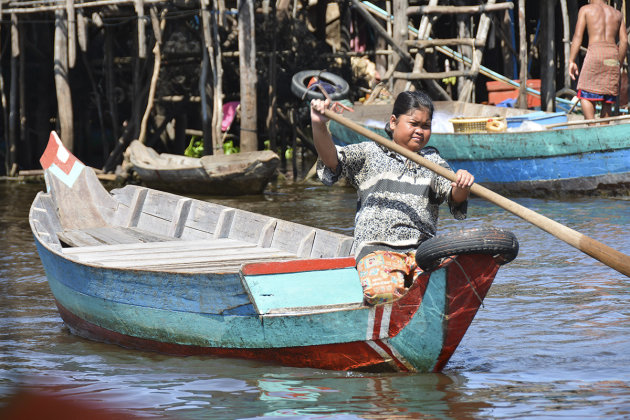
[{"x1": 59, "y1": 227, "x2": 298, "y2": 273}]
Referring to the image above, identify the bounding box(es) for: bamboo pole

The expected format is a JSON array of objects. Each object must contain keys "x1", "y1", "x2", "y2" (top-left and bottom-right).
[{"x1": 545, "y1": 113, "x2": 630, "y2": 128}]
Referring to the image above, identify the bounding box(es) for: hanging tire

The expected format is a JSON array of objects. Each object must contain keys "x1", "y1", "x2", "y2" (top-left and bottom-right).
[
  {"x1": 415, "y1": 228, "x2": 519, "y2": 271},
  {"x1": 290, "y1": 70, "x2": 350, "y2": 101}
]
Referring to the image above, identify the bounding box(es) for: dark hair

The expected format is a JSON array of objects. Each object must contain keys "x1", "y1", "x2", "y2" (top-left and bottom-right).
[{"x1": 384, "y1": 90, "x2": 434, "y2": 138}]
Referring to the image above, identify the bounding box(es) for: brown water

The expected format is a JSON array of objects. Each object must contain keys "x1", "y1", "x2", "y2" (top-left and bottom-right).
[{"x1": 1, "y1": 180, "x2": 629, "y2": 419}]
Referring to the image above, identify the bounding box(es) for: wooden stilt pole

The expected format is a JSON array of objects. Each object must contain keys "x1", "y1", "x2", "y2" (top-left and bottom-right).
[
  {"x1": 0, "y1": 4, "x2": 9, "y2": 174},
  {"x1": 134, "y1": 0, "x2": 146, "y2": 59},
  {"x1": 265, "y1": 0, "x2": 278, "y2": 152},
  {"x1": 541, "y1": 0, "x2": 557, "y2": 111},
  {"x1": 211, "y1": 0, "x2": 224, "y2": 154},
  {"x1": 66, "y1": 0, "x2": 76, "y2": 68},
  {"x1": 77, "y1": 7, "x2": 88, "y2": 53},
  {"x1": 238, "y1": 0, "x2": 257, "y2": 151},
  {"x1": 459, "y1": 0, "x2": 497, "y2": 102},
  {"x1": 104, "y1": 25, "x2": 119, "y2": 148},
  {"x1": 517, "y1": 0, "x2": 528, "y2": 109},
  {"x1": 200, "y1": 22, "x2": 211, "y2": 154},
  {"x1": 138, "y1": 7, "x2": 165, "y2": 144},
  {"x1": 9, "y1": 13, "x2": 18, "y2": 175},
  {"x1": 54, "y1": 9, "x2": 74, "y2": 151},
  {"x1": 18, "y1": 17, "x2": 28, "y2": 165}
]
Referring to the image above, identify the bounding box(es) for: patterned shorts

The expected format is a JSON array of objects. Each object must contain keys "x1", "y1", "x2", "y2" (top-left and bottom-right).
[
  {"x1": 356, "y1": 251, "x2": 423, "y2": 305},
  {"x1": 578, "y1": 89, "x2": 616, "y2": 104}
]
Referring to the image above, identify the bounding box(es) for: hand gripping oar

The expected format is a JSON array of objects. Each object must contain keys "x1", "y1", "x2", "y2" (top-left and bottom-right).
[{"x1": 322, "y1": 108, "x2": 630, "y2": 278}]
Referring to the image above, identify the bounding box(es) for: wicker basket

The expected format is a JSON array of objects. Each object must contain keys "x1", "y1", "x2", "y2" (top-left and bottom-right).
[{"x1": 449, "y1": 116, "x2": 506, "y2": 133}]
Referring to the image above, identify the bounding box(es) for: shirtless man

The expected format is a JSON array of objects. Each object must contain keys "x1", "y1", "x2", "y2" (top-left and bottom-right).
[{"x1": 569, "y1": 0, "x2": 627, "y2": 120}]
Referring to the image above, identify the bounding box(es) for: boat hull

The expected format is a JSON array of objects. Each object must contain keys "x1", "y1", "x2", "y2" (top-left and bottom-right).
[
  {"x1": 128, "y1": 141, "x2": 280, "y2": 195},
  {"x1": 31, "y1": 131, "x2": 508, "y2": 373},
  {"x1": 36, "y1": 237, "x2": 499, "y2": 372}
]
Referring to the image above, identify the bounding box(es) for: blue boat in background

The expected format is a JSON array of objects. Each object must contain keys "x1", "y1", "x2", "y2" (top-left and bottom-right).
[{"x1": 329, "y1": 102, "x2": 630, "y2": 197}]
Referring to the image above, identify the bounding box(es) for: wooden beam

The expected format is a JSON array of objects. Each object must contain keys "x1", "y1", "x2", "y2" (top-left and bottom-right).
[
  {"x1": 405, "y1": 38, "x2": 484, "y2": 48},
  {"x1": 3, "y1": 0, "x2": 164, "y2": 14},
  {"x1": 407, "y1": 3, "x2": 513, "y2": 16},
  {"x1": 393, "y1": 70, "x2": 473, "y2": 80}
]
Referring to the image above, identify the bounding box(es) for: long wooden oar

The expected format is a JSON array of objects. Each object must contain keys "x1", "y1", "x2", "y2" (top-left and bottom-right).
[{"x1": 322, "y1": 109, "x2": 630, "y2": 278}]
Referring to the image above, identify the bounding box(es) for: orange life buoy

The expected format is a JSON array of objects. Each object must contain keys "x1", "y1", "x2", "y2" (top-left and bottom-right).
[{"x1": 486, "y1": 119, "x2": 507, "y2": 132}]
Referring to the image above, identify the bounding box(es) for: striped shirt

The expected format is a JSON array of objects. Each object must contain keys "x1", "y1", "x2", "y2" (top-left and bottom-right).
[{"x1": 317, "y1": 141, "x2": 467, "y2": 260}]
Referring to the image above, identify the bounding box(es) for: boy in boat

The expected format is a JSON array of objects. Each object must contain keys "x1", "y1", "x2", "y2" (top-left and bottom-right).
[
  {"x1": 310, "y1": 91, "x2": 474, "y2": 304},
  {"x1": 569, "y1": 0, "x2": 627, "y2": 120}
]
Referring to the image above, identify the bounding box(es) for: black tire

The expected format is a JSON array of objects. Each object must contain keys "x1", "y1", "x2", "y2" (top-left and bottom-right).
[
  {"x1": 415, "y1": 228, "x2": 519, "y2": 271},
  {"x1": 290, "y1": 70, "x2": 350, "y2": 101}
]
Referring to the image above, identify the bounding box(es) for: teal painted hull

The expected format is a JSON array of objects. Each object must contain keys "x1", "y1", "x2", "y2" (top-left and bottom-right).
[
  {"x1": 30, "y1": 131, "x2": 507, "y2": 372},
  {"x1": 35, "y1": 236, "x2": 500, "y2": 372}
]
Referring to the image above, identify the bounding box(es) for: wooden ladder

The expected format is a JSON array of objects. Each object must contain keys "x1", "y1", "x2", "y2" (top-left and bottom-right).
[{"x1": 393, "y1": 0, "x2": 514, "y2": 102}]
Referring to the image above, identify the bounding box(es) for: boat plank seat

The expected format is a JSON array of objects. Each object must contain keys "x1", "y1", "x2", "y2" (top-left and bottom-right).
[
  {"x1": 62, "y1": 238, "x2": 298, "y2": 273},
  {"x1": 57, "y1": 226, "x2": 181, "y2": 247}
]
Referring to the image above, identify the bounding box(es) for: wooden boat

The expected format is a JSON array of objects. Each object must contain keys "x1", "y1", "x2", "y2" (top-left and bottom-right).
[
  {"x1": 329, "y1": 102, "x2": 630, "y2": 197},
  {"x1": 30, "y1": 132, "x2": 517, "y2": 373},
  {"x1": 127, "y1": 140, "x2": 280, "y2": 195}
]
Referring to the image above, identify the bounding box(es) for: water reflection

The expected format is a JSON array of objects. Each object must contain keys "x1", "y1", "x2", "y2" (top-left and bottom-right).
[{"x1": 1, "y1": 181, "x2": 629, "y2": 419}]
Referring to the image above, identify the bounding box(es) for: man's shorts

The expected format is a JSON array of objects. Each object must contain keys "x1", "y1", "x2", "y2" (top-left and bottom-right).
[{"x1": 578, "y1": 89, "x2": 617, "y2": 104}]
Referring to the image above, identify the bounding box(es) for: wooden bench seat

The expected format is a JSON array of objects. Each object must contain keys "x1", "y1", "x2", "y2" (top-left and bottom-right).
[
  {"x1": 62, "y1": 237, "x2": 298, "y2": 273},
  {"x1": 57, "y1": 226, "x2": 180, "y2": 247}
]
